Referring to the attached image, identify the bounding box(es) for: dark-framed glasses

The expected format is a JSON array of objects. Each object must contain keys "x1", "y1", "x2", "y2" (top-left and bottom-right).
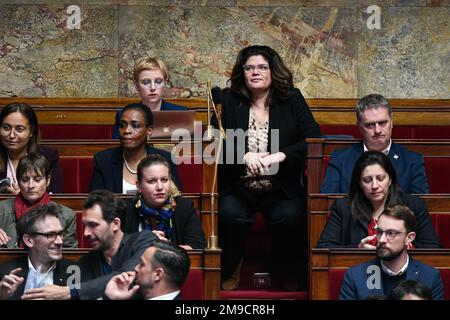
[
  {"x1": 243, "y1": 64, "x2": 270, "y2": 73},
  {"x1": 30, "y1": 231, "x2": 64, "y2": 242},
  {"x1": 374, "y1": 227, "x2": 406, "y2": 240}
]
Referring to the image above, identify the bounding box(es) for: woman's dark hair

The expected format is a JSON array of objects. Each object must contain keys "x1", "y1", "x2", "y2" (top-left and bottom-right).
[
  {"x1": 388, "y1": 280, "x2": 432, "y2": 300},
  {"x1": 121, "y1": 102, "x2": 153, "y2": 128},
  {"x1": 227, "y1": 45, "x2": 294, "y2": 106},
  {"x1": 349, "y1": 151, "x2": 402, "y2": 223},
  {"x1": 0, "y1": 103, "x2": 40, "y2": 172},
  {"x1": 137, "y1": 154, "x2": 170, "y2": 182},
  {"x1": 16, "y1": 152, "x2": 50, "y2": 182}
]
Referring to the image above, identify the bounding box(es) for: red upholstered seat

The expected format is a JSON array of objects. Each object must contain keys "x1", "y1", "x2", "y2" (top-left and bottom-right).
[
  {"x1": 40, "y1": 125, "x2": 113, "y2": 139},
  {"x1": 329, "y1": 268, "x2": 346, "y2": 300},
  {"x1": 178, "y1": 156, "x2": 203, "y2": 193},
  {"x1": 60, "y1": 158, "x2": 94, "y2": 193},
  {"x1": 413, "y1": 127, "x2": 450, "y2": 139},
  {"x1": 181, "y1": 269, "x2": 204, "y2": 300},
  {"x1": 221, "y1": 289, "x2": 308, "y2": 300},
  {"x1": 440, "y1": 269, "x2": 450, "y2": 300},
  {"x1": 431, "y1": 214, "x2": 450, "y2": 248},
  {"x1": 60, "y1": 156, "x2": 200, "y2": 194},
  {"x1": 75, "y1": 212, "x2": 89, "y2": 249},
  {"x1": 424, "y1": 158, "x2": 450, "y2": 193},
  {"x1": 318, "y1": 125, "x2": 450, "y2": 139}
]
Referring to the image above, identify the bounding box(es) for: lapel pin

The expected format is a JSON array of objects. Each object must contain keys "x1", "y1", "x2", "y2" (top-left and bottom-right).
[{"x1": 393, "y1": 154, "x2": 399, "y2": 159}]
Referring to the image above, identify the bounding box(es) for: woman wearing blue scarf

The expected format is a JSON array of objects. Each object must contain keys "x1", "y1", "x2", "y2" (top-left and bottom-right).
[{"x1": 122, "y1": 154, "x2": 206, "y2": 250}]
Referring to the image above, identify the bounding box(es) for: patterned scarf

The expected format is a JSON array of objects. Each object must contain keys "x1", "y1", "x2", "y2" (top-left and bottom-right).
[{"x1": 138, "y1": 196, "x2": 176, "y2": 239}]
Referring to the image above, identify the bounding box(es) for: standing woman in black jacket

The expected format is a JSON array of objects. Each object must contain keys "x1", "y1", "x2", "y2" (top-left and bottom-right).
[{"x1": 217, "y1": 45, "x2": 320, "y2": 290}]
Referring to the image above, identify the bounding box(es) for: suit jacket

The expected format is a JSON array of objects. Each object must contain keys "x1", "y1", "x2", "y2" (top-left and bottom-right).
[
  {"x1": 218, "y1": 88, "x2": 320, "y2": 198},
  {"x1": 90, "y1": 145, "x2": 181, "y2": 193},
  {"x1": 112, "y1": 100, "x2": 188, "y2": 139},
  {"x1": 339, "y1": 257, "x2": 444, "y2": 300},
  {"x1": 316, "y1": 193, "x2": 441, "y2": 248},
  {"x1": 320, "y1": 142, "x2": 429, "y2": 194},
  {"x1": 0, "y1": 198, "x2": 77, "y2": 248},
  {"x1": 77, "y1": 230, "x2": 157, "y2": 300},
  {"x1": 0, "y1": 146, "x2": 63, "y2": 194},
  {"x1": 122, "y1": 196, "x2": 206, "y2": 249},
  {"x1": 0, "y1": 257, "x2": 75, "y2": 300}
]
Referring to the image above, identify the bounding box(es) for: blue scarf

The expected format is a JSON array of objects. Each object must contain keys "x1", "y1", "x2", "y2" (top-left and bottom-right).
[{"x1": 138, "y1": 196, "x2": 176, "y2": 240}]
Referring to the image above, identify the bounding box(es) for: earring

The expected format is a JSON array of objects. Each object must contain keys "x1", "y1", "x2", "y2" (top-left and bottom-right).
[{"x1": 135, "y1": 193, "x2": 142, "y2": 208}]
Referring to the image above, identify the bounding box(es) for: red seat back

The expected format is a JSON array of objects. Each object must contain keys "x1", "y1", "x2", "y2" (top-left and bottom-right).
[
  {"x1": 431, "y1": 214, "x2": 450, "y2": 248},
  {"x1": 181, "y1": 269, "x2": 204, "y2": 299},
  {"x1": 75, "y1": 212, "x2": 89, "y2": 249},
  {"x1": 440, "y1": 269, "x2": 450, "y2": 300},
  {"x1": 424, "y1": 158, "x2": 450, "y2": 193},
  {"x1": 328, "y1": 268, "x2": 346, "y2": 300},
  {"x1": 177, "y1": 156, "x2": 203, "y2": 193},
  {"x1": 40, "y1": 125, "x2": 113, "y2": 139},
  {"x1": 60, "y1": 158, "x2": 94, "y2": 193}
]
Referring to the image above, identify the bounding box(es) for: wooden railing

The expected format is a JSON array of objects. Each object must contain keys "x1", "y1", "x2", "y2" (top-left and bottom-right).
[{"x1": 1, "y1": 98, "x2": 449, "y2": 126}]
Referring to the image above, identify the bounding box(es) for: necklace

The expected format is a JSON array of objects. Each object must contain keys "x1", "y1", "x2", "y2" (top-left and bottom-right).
[{"x1": 123, "y1": 152, "x2": 142, "y2": 174}]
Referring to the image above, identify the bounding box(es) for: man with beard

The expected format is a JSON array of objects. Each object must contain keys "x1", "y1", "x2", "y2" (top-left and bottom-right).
[
  {"x1": 0, "y1": 204, "x2": 75, "y2": 300},
  {"x1": 339, "y1": 205, "x2": 443, "y2": 300},
  {"x1": 320, "y1": 94, "x2": 429, "y2": 194},
  {"x1": 104, "y1": 241, "x2": 190, "y2": 300},
  {"x1": 21, "y1": 190, "x2": 157, "y2": 300}
]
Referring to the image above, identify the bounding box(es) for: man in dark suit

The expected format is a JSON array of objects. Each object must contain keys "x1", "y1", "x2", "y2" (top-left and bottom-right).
[
  {"x1": 21, "y1": 190, "x2": 158, "y2": 300},
  {"x1": 104, "y1": 241, "x2": 190, "y2": 300},
  {"x1": 320, "y1": 94, "x2": 429, "y2": 194},
  {"x1": 339, "y1": 205, "x2": 443, "y2": 300},
  {"x1": 0, "y1": 204, "x2": 75, "y2": 300}
]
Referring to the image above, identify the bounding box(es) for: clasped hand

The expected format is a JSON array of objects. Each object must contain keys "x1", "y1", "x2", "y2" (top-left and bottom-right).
[{"x1": 243, "y1": 152, "x2": 286, "y2": 176}]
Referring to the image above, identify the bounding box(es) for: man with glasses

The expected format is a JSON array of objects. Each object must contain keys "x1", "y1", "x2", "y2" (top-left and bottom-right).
[
  {"x1": 0, "y1": 203, "x2": 75, "y2": 300},
  {"x1": 339, "y1": 205, "x2": 443, "y2": 300},
  {"x1": 321, "y1": 94, "x2": 429, "y2": 194}
]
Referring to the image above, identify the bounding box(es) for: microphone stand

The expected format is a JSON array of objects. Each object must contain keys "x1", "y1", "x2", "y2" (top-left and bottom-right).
[{"x1": 206, "y1": 80, "x2": 226, "y2": 249}]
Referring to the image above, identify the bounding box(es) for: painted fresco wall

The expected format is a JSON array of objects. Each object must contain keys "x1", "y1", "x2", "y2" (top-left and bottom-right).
[{"x1": 0, "y1": 1, "x2": 448, "y2": 98}]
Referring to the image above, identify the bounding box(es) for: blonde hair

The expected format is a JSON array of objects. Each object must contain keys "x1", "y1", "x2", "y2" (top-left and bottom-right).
[{"x1": 133, "y1": 57, "x2": 169, "y2": 82}]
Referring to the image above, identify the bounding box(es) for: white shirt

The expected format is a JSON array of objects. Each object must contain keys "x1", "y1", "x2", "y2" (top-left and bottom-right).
[
  {"x1": 148, "y1": 290, "x2": 180, "y2": 300},
  {"x1": 122, "y1": 179, "x2": 137, "y2": 195},
  {"x1": 380, "y1": 254, "x2": 409, "y2": 277},
  {"x1": 24, "y1": 257, "x2": 56, "y2": 291},
  {"x1": 6, "y1": 155, "x2": 18, "y2": 186},
  {"x1": 363, "y1": 139, "x2": 392, "y2": 155}
]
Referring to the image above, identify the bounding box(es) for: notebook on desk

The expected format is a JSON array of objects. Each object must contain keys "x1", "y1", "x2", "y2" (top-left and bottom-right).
[{"x1": 151, "y1": 110, "x2": 196, "y2": 139}]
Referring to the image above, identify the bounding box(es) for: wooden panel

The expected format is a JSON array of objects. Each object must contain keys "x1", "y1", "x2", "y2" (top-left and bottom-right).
[
  {"x1": 310, "y1": 248, "x2": 450, "y2": 300},
  {"x1": 2, "y1": 98, "x2": 449, "y2": 125}
]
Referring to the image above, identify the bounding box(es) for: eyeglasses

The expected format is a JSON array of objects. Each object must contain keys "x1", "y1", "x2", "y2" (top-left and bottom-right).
[
  {"x1": 243, "y1": 64, "x2": 270, "y2": 73},
  {"x1": 140, "y1": 78, "x2": 165, "y2": 88},
  {"x1": 374, "y1": 227, "x2": 406, "y2": 240},
  {"x1": 0, "y1": 124, "x2": 30, "y2": 135},
  {"x1": 30, "y1": 231, "x2": 64, "y2": 242}
]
